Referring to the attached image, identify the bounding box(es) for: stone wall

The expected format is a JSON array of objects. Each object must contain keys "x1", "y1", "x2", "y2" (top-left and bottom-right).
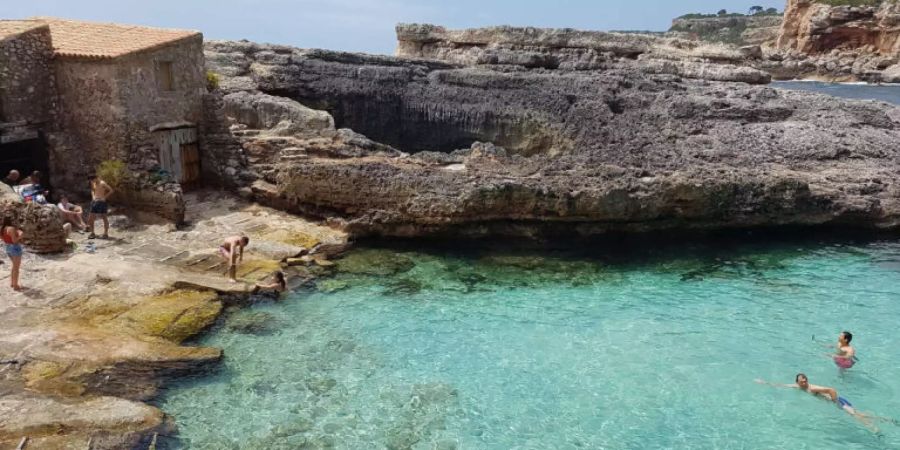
[
  {"x1": 50, "y1": 37, "x2": 204, "y2": 222},
  {"x1": 199, "y1": 92, "x2": 251, "y2": 188},
  {"x1": 0, "y1": 24, "x2": 53, "y2": 126},
  {"x1": 118, "y1": 36, "x2": 206, "y2": 173},
  {"x1": 116, "y1": 182, "x2": 185, "y2": 223},
  {"x1": 50, "y1": 60, "x2": 123, "y2": 191}
]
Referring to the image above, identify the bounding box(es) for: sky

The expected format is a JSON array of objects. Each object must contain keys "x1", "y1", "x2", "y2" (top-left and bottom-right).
[{"x1": 7, "y1": 0, "x2": 786, "y2": 55}]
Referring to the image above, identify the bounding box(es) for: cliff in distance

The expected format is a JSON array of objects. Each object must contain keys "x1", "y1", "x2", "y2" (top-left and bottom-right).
[
  {"x1": 669, "y1": 14, "x2": 784, "y2": 46},
  {"x1": 768, "y1": 0, "x2": 900, "y2": 81}
]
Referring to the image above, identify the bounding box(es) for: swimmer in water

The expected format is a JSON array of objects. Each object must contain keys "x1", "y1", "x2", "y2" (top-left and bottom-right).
[
  {"x1": 831, "y1": 331, "x2": 857, "y2": 369},
  {"x1": 756, "y1": 373, "x2": 893, "y2": 433}
]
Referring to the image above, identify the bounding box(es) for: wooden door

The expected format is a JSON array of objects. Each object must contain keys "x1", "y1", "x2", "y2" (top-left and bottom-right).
[
  {"x1": 180, "y1": 143, "x2": 201, "y2": 188},
  {"x1": 155, "y1": 127, "x2": 198, "y2": 185}
]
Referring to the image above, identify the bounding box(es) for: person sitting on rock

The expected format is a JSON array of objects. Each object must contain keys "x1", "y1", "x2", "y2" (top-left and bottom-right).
[
  {"x1": 253, "y1": 271, "x2": 287, "y2": 295},
  {"x1": 218, "y1": 234, "x2": 250, "y2": 282},
  {"x1": 1, "y1": 170, "x2": 19, "y2": 188},
  {"x1": 57, "y1": 196, "x2": 86, "y2": 232},
  {"x1": 18, "y1": 170, "x2": 42, "y2": 186}
]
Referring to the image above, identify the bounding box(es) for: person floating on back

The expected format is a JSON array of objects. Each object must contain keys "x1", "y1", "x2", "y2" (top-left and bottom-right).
[
  {"x1": 87, "y1": 174, "x2": 114, "y2": 240},
  {"x1": 831, "y1": 331, "x2": 857, "y2": 369},
  {"x1": 756, "y1": 373, "x2": 893, "y2": 433},
  {"x1": 2, "y1": 217, "x2": 24, "y2": 291},
  {"x1": 218, "y1": 235, "x2": 249, "y2": 282}
]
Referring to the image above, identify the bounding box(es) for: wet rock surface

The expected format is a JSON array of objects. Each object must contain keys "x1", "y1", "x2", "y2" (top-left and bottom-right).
[{"x1": 205, "y1": 39, "x2": 900, "y2": 238}]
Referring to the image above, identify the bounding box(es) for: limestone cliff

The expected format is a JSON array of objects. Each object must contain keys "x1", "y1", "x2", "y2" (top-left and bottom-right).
[
  {"x1": 777, "y1": 0, "x2": 900, "y2": 55},
  {"x1": 205, "y1": 39, "x2": 900, "y2": 238},
  {"x1": 769, "y1": 0, "x2": 900, "y2": 81},
  {"x1": 395, "y1": 24, "x2": 771, "y2": 84}
]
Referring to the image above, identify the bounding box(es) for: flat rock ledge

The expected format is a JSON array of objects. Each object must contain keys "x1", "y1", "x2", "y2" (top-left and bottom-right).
[{"x1": 0, "y1": 191, "x2": 348, "y2": 449}]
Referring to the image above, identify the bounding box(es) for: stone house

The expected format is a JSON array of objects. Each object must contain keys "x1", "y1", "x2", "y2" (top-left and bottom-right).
[{"x1": 0, "y1": 17, "x2": 208, "y2": 223}]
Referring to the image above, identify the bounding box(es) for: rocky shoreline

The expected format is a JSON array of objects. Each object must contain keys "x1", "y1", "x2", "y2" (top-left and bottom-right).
[
  {"x1": 3, "y1": 3, "x2": 900, "y2": 447},
  {"x1": 0, "y1": 191, "x2": 347, "y2": 449}
]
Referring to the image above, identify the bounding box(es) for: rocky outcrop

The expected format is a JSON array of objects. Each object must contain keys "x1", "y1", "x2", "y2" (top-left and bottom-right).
[
  {"x1": 0, "y1": 393, "x2": 171, "y2": 449},
  {"x1": 778, "y1": 0, "x2": 900, "y2": 55},
  {"x1": 1, "y1": 184, "x2": 67, "y2": 253},
  {"x1": 763, "y1": 0, "x2": 900, "y2": 81},
  {"x1": 204, "y1": 39, "x2": 900, "y2": 238},
  {"x1": 394, "y1": 24, "x2": 772, "y2": 84}
]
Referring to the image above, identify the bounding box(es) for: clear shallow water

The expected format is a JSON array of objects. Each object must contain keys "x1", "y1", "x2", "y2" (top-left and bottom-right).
[
  {"x1": 158, "y1": 236, "x2": 900, "y2": 449},
  {"x1": 773, "y1": 81, "x2": 900, "y2": 105}
]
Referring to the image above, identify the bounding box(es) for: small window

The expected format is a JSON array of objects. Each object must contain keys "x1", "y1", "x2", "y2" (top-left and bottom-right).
[{"x1": 157, "y1": 61, "x2": 174, "y2": 91}]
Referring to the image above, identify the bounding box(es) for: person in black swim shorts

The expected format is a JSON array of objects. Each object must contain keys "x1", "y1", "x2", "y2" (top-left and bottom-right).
[
  {"x1": 756, "y1": 373, "x2": 894, "y2": 432},
  {"x1": 87, "y1": 174, "x2": 114, "y2": 240}
]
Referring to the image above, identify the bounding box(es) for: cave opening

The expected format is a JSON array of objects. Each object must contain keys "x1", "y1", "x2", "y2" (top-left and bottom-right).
[{"x1": 292, "y1": 95, "x2": 481, "y2": 153}]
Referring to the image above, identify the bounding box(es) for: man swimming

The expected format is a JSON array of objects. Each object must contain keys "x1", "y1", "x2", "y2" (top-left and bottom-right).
[
  {"x1": 756, "y1": 374, "x2": 889, "y2": 432},
  {"x1": 832, "y1": 331, "x2": 857, "y2": 369}
]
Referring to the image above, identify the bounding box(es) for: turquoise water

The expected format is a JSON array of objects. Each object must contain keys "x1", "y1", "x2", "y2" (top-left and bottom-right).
[
  {"x1": 158, "y1": 235, "x2": 900, "y2": 449},
  {"x1": 773, "y1": 81, "x2": 900, "y2": 105}
]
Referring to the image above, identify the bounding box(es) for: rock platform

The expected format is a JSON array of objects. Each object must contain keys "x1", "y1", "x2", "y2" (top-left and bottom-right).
[{"x1": 0, "y1": 191, "x2": 347, "y2": 449}]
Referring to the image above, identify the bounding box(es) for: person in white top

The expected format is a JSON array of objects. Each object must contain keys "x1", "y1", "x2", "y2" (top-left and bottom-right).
[{"x1": 57, "y1": 196, "x2": 86, "y2": 232}]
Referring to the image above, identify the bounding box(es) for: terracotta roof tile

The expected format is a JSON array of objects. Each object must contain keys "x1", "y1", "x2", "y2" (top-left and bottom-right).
[
  {"x1": 30, "y1": 17, "x2": 200, "y2": 60},
  {"x1": 0, "y1": 20, "x2": 47, "y2": 41}
]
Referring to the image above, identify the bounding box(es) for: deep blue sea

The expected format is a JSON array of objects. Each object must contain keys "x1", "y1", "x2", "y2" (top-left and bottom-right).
[{"x1": 773, "y1": 81, "x2": 900, "y2": 105}]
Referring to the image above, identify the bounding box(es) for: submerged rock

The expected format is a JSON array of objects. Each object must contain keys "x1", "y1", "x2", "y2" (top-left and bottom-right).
[
  {"x1": 383, "y1": 277, "x2": 425, "y2": 296},
  {"x1": 225, "y1": 311, "x2": 280, "y2": 335},
  {"x1": 316, "y1": 278, "x2": 351, "y2": 293},
  {"x1": 335, "y1": 249, "x2": 415, "y2": 276}
]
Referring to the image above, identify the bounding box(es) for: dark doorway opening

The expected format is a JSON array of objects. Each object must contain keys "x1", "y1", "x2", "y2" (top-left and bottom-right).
[{"x1": 0, "y1": 136, "x2": 50, "y2": 190}]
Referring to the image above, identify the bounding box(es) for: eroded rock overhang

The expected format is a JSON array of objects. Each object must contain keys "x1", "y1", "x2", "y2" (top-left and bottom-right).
[{"x1": 202, "y1": 30, "x2": 900, "y2": 238}]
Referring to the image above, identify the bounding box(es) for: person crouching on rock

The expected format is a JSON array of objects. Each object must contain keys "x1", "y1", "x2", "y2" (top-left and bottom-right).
[
  {"x1": 218, "y1": 235, "x2": 249, "y2": 282},
  {"x1": 2, "y1": 217, "x2": 25, "y2": 291},
  {"x1": 253, "y1": 271, "x2": 287, "y2": 296}
]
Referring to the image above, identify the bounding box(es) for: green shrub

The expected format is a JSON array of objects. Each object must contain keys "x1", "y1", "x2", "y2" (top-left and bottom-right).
[
  {"x1": 96, "y1": 160, "x2": 130, "y2": 189},
  {"x1": 206, "y1": 70, "x2": 220, "y2": 92}
]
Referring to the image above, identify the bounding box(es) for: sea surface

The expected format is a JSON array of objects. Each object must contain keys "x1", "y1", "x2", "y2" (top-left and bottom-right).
[
  {"x1": 773, "y1": 81, "x2": 900, "y2": 105},
  {"x1": 158, "y1": 234, "x2": 900, "y2": 449}
]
